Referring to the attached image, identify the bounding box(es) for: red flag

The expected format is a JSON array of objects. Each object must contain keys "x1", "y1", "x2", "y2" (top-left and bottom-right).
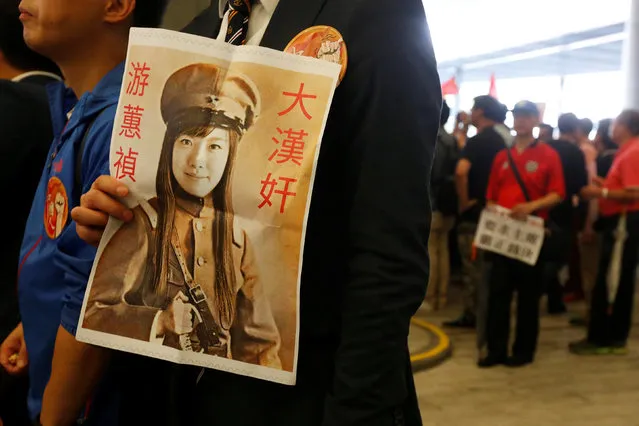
[
  {"x1": 441, "y1": 76, "x2": 459, "y2": 96},
  {"x1": 488, "y1": 73, "x2": 498, "y2": 98}
]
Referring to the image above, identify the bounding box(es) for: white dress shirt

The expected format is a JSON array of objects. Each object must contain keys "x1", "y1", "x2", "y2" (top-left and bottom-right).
[{"x1": 216, "y1": 0, "x2": 279, "y2": 46}]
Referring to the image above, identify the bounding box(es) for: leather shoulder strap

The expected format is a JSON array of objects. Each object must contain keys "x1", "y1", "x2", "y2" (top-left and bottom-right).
[{"x1": 505, "y1": 148, "x2": 531, "y2": 202}]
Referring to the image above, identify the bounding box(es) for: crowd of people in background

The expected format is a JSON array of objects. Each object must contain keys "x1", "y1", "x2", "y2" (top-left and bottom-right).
[{"x1": 429, "y1": 96, "x2": 639, "y2": 367}]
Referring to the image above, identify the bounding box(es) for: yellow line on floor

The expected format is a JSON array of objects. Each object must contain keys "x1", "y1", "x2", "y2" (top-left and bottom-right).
[{"x1": 410, "y1": 317, "x2": 451, "y2": 362}]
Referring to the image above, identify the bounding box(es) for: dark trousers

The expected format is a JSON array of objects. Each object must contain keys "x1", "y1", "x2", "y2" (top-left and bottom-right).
[
  {"x1": 0, "y1": 323, "x2": 30, "y2": 426},
  {"x1": 544, "y1": 261, "x2": 566, "y2": 312},
  {"x1": 587, "y1": 217, "x2": 639, "y2": 346},
  {"x1": 0, "y1": 371, "x2": 30, "y2": 426},
  {"x1": 486, "y1": 255, "x2": 543, "y2": 359},
  {"x1": 117, "y1": 344, "x2": 421, "y2": 426},
  {"x1": 565, "y1": 211, "x2": 586, "y2": 298}
]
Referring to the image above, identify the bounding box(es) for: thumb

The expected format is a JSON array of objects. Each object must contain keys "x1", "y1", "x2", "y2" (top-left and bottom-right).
[
  {"x1": 176, "y1": 291, "x2": 190, "y2": 303},
  {"x1": 189, "y1": 304, "x2": 203, "y2": 324}
]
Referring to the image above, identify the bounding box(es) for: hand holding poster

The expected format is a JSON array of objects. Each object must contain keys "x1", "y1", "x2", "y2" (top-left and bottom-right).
[
  {"x1": 473, "y1": 205, "x2": 546, "y2": 266},
  {"x1": 76, "y1": 28, "x2": 341, "y2": 385}
]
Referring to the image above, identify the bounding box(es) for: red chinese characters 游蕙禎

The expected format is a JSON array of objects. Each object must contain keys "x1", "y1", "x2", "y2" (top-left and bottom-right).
[
  {"x1": 126, "y1": 62, "x2": 151, "y2": 97},
  {"x1": 119, "y1": 62, "x2": 152, "y2": 139},
  {"x1": 113, "y1": 146, "x2": 139, "y2": 182}
]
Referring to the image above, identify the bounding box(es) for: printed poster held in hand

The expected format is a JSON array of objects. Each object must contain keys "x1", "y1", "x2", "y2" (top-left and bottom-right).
[
  {"x1": 75, "y1": 28, "x2": 341, "y2": 386},
  {"x1": 473, "y1": 205, "x2": 546, "y2": 266}
]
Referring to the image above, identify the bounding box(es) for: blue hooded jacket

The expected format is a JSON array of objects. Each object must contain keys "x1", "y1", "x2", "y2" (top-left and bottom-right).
[{"x1": 17, "y1": 62, "x2": 124, "y2": 423}]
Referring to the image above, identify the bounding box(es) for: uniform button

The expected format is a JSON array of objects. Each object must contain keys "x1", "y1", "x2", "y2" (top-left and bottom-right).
[
  {"x1": 195, "y1": 221, "x2": 203, "y2": 232},
  {"x1": 197, "y1": 256, "x2": 205, "y2": 267}
]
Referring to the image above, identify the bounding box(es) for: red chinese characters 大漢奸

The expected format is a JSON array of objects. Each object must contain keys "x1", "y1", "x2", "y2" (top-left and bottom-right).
[
  {"x1": 113, "y1": 146, "x2": 139, "y2": 182},
  {"x1": 119, "y1": 104, "x2": 145, "y2": 139},
  {"x1": 268, "y1": 127, "x2": 308, "y2": 166},
  {"x1": 278, "y1": 83, "x2": 317, "y2": 120},
  {"x1": 258, "y1": 173, "x2": 298, "y2": 214},
  {"x1": 126, "y1": 62, "x2": 151, "y2": 97}
]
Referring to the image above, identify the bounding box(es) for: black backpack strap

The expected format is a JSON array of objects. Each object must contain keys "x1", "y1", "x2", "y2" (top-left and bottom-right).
[{"x1": 505, "y1": 148, "x2": 531, "y2": 202}]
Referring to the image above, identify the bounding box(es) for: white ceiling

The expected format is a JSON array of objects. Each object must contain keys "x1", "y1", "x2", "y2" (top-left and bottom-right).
[{"x1": 423, "y1": 0, "x2": 631, "y2": 62}]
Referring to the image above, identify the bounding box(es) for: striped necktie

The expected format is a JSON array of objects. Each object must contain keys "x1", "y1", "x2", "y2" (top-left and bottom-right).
[{"x1": 225, "y1": 0, "x2": 252, "y2": 45}]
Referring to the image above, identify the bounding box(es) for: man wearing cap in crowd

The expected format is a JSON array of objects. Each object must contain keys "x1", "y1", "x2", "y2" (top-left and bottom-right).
[
  {"x1": 480, "y1": 100, "x2": 565, "y2": 368},
  {"x1": 71, "y1": 0, "x2": 441, "y2": 425},
  {"x1": 445, "y1": 95, "x2": 509, "y2": 330}
]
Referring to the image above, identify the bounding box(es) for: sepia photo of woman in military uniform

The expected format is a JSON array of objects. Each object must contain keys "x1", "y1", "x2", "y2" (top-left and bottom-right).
[{"x1": 82, "y1": 63, "x2": 282, "y2": 369}]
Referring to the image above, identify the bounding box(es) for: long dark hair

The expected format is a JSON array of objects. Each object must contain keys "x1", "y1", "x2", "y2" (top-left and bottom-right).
[
  {"x1": 596, "y1": 119, "x2": 616, "y2": 151},
  {"x1": 150, "y1": 107, "x2": 239, "y2": 328}
]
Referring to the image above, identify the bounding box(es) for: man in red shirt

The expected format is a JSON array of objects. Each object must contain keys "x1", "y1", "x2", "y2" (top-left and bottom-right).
[
  {"x1": 480, "y1": 101, "x2": 565, "y2": 368},
  {"x1": 570, "y1": 109, "x2": 639, "y2": 355}
]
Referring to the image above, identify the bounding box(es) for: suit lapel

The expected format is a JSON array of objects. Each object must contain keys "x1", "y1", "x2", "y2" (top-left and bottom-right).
[
  {"x1": 260, "y1": 0, "x2": 327, "y2": 51},
  {"x1": 181, "y1": 3, "x2": 223, "y2": 38}
]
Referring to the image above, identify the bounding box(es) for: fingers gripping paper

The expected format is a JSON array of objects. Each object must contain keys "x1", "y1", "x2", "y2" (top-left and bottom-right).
[{"x1": 76, "y1": 28, "x2": 340, "y2": 385}]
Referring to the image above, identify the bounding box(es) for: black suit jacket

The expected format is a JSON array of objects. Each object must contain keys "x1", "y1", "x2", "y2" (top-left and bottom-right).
[
  {"x1": 0, "y1": 79, "x2": 54, "y2": 340},
  {"x1": 120, "y1": 1, "x2": 441, "y2": 425}
]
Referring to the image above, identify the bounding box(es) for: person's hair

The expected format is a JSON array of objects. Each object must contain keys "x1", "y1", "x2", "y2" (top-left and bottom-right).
[
  {"x1": 440, "y1": 100, "x2": 451, "y2": 127},
  {"x1": 596, "y1": 119, "x2": 616, "y2": 150},
  {"x1": 579, "y1": 118, "x2": 594, "y2": 137},
  {"x1": 0, "y1": 0, "x2": 60, "y2": 74},
  {"x1": 133, "y1": 0, "x2": 170, "y2": 28},
  {"x1": 494, "y1": 103, "x2": 508, "y2": 124},
  {"x1": 540, "y1": 123, "x2": 553, "y2": 132},
  {"x1": 151, "y1": 107, "x2": 239, "y2": 328},
  {"x1": 473, "y1": 95, "x2": 507, "y2": 123},
  {"x1": 557, "y1": 113, "x2": 580, "y2": 135},
  {"x1": 616, "y1": 109, "x2": 639, "y2": 137},
  {"x1": 539, "y1": 123, "x2": 554, "y2": 138}
]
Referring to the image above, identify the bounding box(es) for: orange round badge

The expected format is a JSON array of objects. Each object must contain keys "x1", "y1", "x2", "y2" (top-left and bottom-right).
[
  {"x1": 285, "y1": 26, "x2": 347, "y2": 84},
  {"x1": 44, "y1": 177, "x2": 69, "y2": 239}
]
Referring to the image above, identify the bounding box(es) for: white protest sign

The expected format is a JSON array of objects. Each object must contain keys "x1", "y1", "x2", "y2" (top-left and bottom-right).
[{"x1": 473, "y1": 206, "x2": 545, "y2": 266}]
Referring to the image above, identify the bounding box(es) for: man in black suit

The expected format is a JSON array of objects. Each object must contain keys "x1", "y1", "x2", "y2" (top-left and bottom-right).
[
  {"x1": 72, "y1": 1, "x2": 441, "y2": 425},
  {"x1": 0, "y1": 1, "x2": 61, "y2": 425}
]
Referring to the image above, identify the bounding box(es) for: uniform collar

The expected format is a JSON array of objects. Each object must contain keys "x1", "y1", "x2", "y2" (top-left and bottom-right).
[
  {"x1": 512, "y1": 138, "x2": 539, "y2": 149},
  {"x1": 218, "y1": 0, "x2": 278, "y2": 17},
  {"x1": 12, "y1": 70, "x2": 62, "y2": 83},
  {"x1": 617, "y1": 137, "x2": 639, "y2": 155},
  {"x1": 47, "y1": 61, "x2": 125, "y2": 137},
  {"x1": 510, "y1": 138, "x2": 539, "y2": 155},
  {"x1": 175, "y1": 188, "x2": 215, "y2": 218}
]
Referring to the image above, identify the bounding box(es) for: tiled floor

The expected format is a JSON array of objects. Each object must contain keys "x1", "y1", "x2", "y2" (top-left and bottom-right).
[{"x1": 413, "y1": 290, "x2": 639, "y2": 425}]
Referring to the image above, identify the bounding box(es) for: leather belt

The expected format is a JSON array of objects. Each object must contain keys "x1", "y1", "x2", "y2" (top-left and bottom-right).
[{"x1": 170, "y1": 228, "x2": 224, "y2": 351}]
